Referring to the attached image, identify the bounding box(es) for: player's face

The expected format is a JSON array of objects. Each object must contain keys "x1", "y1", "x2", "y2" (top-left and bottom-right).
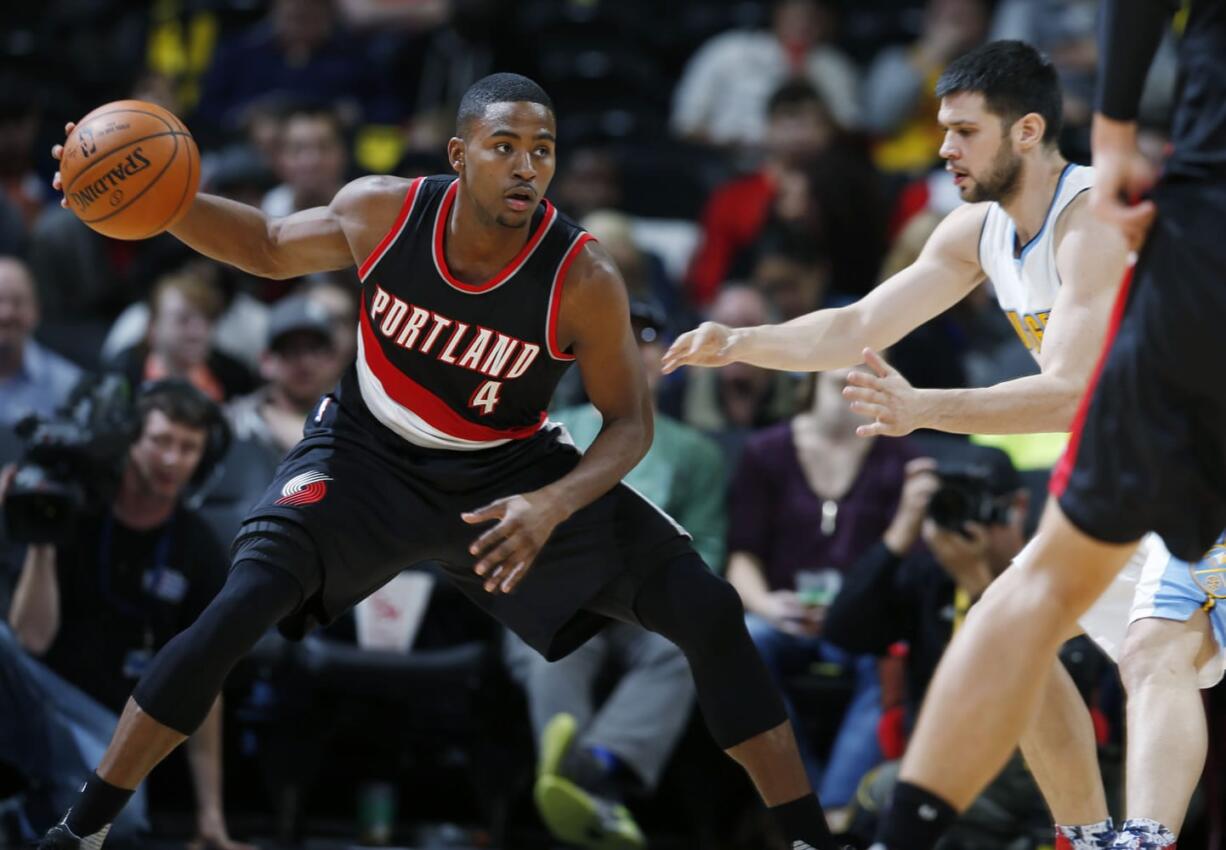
[
  {"x1": 938, "y1": 92, "x2": 1023, "y2": 204},
  {"x1": 457, "y1": 102, "x2": 557, "y2": 229},
  {"x1": 128, "y1": 410, "x2": 207, "y2": 501}
]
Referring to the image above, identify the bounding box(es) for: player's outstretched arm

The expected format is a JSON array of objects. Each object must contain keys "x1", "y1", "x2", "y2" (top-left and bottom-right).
[
  {"x1": 163, "y1": 175, "x2": 404, "y2": 280},
  {"x1": 662, "y1": 202, "x2": 987, "y2": 375},
  {"x1": 164, "y1": 191, "x2": 354, "y2": 280},
  {"x1": 846, "y1": 196, "x2": 1129, "y2": 437}
]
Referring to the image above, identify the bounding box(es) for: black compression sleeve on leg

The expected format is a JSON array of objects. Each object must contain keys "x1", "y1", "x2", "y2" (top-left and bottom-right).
[
  {"x1": 631, "y1": 553, "x2": 787, "y2": 749},
  {"x1": 132, "y1": 559, "x2": 303, "y2": 735}
]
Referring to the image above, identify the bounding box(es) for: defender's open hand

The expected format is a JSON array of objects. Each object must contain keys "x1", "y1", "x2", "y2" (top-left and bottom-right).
[
  {"x1": 662, "y1": 321, "x2": 735, "y2": 374},
  {"x1": 843, "y1": 349, "x2": 927, "y2": 437}
]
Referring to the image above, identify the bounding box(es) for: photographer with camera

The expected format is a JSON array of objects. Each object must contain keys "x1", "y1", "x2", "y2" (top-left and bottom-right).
[
  {"x1": 825, "y1": 450, "x2": 1029, "y2": 716},
  {"x1": 0, "y1": 379, "x2": 252, "y2": 850},
  {"x1": 825, "y1": 447, "x2": 1106, "y2": 847}
]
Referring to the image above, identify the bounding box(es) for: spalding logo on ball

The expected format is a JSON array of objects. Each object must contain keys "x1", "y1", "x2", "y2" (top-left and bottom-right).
[{"x1": 60, "y1": 100, "x2": 199, "y2": 241}]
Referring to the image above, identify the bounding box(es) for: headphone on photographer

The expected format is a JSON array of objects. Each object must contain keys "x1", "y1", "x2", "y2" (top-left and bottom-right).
[{"x1": 135, "y1": 378, "x2": 232, "y2": 489}]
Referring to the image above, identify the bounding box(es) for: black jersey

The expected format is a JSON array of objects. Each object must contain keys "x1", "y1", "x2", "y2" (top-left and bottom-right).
[{"x1": 353, "y1": 175, "x2": 592, "y2": 450}]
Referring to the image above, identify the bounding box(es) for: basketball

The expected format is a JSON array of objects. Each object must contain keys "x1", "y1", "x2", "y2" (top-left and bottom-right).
[{"x1": 59, "y1": 99, "x2": 199, "y2": 240}]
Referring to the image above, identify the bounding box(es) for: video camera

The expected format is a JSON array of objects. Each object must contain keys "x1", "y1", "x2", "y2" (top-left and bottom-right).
[
  {"x1": 927, "y1": 464, "x2": 1012, "y2": 532},
  {"x1": 4, "y1": 375, "x2": 137, "y2": 545}
]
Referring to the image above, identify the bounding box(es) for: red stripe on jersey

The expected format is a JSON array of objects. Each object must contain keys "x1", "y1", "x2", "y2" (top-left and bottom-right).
[
  {"x1": 358, "y1": 177, "x2": 424, "y2": 281},
  {"x1": 546, "y1": 233, "x2": 596, "y2": 360},
  {"x1": 1051, "y1": 265, "x2": 1135, "y2": 497},
  {"x1": 359, "y1": 305, "x2": 546, "y2": 442},
  {"x1": 432, "y1": 179, "x2": 557, "y2": 294}
]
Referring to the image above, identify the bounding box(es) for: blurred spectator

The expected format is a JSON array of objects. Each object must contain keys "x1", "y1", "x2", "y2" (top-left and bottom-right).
[
  {"x1": 203, "y1": 295, "x2": 340, "y2": 542},
  {"x1": 206, "y1": 144, "x2": 278, "y2": 210},
  {"x1": 194, "y1": 0, "x2": 396, "y2": 140},
  {"x1": 750, "y1": 227, "x2": 829, "y2": 321},
  {"x1": 685, "y1": 79, "x2": 836, "y2": 307},
  {"x1": 263, "y1": 105, "x2": 350, "y2": 217},
  {"x1": 228, "y1": 295, "x2": 341, "y2": 461},
  {"x1": 109, "y1": 270, "x2": 256, "y2": 403},
  {"x1": 668, "y1": 286, "x2": 796, "y2": 461},
  {"x1": 864, "y1": 0, "x2": 988, "y2": 175},
  {"x1": 796, "y1": 148, "x2": 889, "y2": 299},
  {"x1": 300, "y1": 277, "x2": 360, "y2": 367},
  {"x1": 0, "y1": 381, "x2": 244, "y2": 849},
  {"x1": 0, "y1": 257, "x2": 81, "y2": 428},
  {"x1": 725, "y1": 367, "x2": 913, "y2": 808},
  {"x1": 506, "y1": 302, "x2": 724, "y2": 849},
  {"x1": 0, "y1": 75, "x2": 49, "y2": 255},
  {"x1": 869, "y1": 213, "x2": 979, "y2": 394},
  {"x1": 672, "y1": 0, "x2": 860, "y2": 146},
  {"x1": 103, "y1": 262, "x2": 274, "y2": 375},
  {"x1": 580, "y1": 211, "x2": 681, "y2": 325},
  {"x1": 551, "y1": 148, "x2": 623, "y2": 222}
]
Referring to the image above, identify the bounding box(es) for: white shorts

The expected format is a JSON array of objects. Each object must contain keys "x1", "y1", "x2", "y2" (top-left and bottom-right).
[{"x1": 1074, "y1": 532, "x2": 1226, "y2": 688}]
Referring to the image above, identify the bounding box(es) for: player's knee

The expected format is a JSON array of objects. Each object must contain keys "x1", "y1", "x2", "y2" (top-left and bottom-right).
[
  {"x1": 1119, "y1": 617, "x2": 1202, "y2": 693},
  {"x1": 637, "y1": 555, "x2": 745, "y2": 653},
  {"x1": 691, "y1": 571, "x2": 747, "y2": 645}
]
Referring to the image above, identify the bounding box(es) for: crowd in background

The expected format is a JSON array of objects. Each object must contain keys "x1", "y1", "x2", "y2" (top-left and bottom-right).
[{"x1": 0, "y1": 1, "x2": 1221, "y2": 849}]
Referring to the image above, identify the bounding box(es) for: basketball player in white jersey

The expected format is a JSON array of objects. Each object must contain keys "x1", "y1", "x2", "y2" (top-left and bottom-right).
[{"x1": 665, "y1": 40, "x2": 1224, "y2": 848}]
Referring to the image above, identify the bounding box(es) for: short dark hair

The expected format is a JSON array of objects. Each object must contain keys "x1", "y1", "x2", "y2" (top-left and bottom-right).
[
  {"x1": 137, "y1": 380, "x2": 217, "y2": 437},
  {"x1": 935, "y1": 40, "x2": 1063, "y2": 144},
  {"x1": 283, "y1": 103, "x2": 347, "y2": 141},
  {"x1": 456, "y1": 73, "x2": 554, "y2": 136},
  {"x1": 766, "y1": 78, "x2": 828, "y2": 119}
]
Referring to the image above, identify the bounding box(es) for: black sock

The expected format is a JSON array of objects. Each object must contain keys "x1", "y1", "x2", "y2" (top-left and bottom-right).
[
  {"x1": 875, "y1": 780, "x2": 957, "y2": 850},
  {"x1": 64, "y1": 774, "x2": 133, "y2": 837},
  {"x1": 770, "y1": 794, "x2": 836, "y2": 850}
]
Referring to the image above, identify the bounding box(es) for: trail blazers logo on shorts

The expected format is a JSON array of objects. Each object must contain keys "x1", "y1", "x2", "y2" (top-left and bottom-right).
[{"x1": 275, "y1": 471, "x2": 332, "y2": 506}]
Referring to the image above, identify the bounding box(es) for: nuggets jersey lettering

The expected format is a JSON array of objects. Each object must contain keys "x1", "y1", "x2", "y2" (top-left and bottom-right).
[
  {"x1": 978, "y1": 164, "x2": 1094, "y2": 359},
  {"x1": 355, "y1": 175, "x2": 592, "y2": 450}
]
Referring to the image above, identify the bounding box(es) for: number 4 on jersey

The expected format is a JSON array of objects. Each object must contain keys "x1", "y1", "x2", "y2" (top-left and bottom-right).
[{"x1": 468, "y1": 380, "x2": 503, "y2": 415}]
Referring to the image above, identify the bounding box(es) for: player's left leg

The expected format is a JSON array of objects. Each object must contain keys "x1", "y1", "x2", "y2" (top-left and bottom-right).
[
  {"x1": 629, "y1": 552, "x2": 839, "y2": 850},
  {"x1": 1020, "y1": 660, "x2": 1114, "y2": 849},
  {"x1": 1114, "y1": 612, "x2": 1218, "y2": 847},
  {"x1": 873, "y1": 500, "x2": 1140, "y2": 850}
]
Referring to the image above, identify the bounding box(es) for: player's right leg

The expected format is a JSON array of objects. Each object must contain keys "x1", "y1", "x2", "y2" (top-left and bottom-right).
[
  {"x1": 1116, "y1": 612, "x2": 1217, "y2": 844},
  {"x1": 873, "y1": 501, "x2": 1140, "y2": 850},
  {"x1": 39, "y1": 551, "x2": 310, "y2": 850}
]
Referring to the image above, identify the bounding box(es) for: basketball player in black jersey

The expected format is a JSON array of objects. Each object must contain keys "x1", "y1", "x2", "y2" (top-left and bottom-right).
[
  {"x1": 864, "y1": 2, "x2": 1226, "y2": 848},
  {"x1": 42, "y1": 75, "x2": 838, "y2": 850}
]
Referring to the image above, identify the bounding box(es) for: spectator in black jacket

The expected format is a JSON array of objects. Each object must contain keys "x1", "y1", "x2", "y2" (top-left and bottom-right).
[{"x1": 825, "y1": 446, "x2": 1028, "y2": 719}]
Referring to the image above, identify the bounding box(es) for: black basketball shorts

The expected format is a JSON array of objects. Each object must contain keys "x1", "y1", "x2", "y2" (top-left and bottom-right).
[
  {"x1": 1053, "y1": 177, "x2": 1226, "y2": 562},
  {"x1": 230, "y1": 392, "x2": 693, "y2": 660}
]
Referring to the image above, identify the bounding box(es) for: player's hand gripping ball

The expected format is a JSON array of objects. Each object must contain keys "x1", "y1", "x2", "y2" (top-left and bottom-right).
[{"x1": 55, "y1": 100, "x2": 199, "y2": 240}]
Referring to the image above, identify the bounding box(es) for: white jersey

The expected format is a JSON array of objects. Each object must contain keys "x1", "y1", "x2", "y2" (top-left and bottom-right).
[{"x1": 978, "y1": 163, "x2": 1095, "y2": 361}]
